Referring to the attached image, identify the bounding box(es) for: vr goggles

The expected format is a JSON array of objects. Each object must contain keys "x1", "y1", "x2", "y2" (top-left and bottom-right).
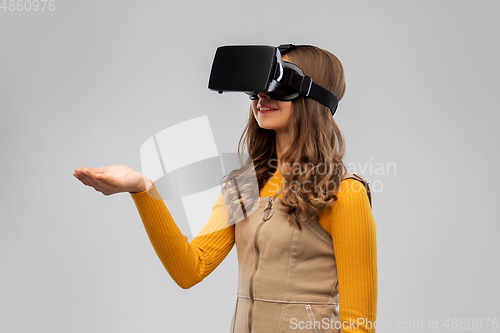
[{"x1": 208, "y1": 44, "x2": 339, "y2": 116}]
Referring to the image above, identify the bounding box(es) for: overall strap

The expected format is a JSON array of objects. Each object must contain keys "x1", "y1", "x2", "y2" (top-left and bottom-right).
[{"x1": 341, "y1": 172, "x2": 373, "y2": 209}]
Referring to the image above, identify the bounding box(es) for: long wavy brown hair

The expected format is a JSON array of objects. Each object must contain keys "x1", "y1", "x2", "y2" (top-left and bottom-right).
[{"x1": 220, "y1": 45, "x2": 347, "y2": 229}]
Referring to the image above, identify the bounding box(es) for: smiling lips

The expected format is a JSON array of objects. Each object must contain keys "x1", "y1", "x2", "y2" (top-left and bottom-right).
[{"x1": 257, "y1": 103, "x2": 278, "y2": 113}]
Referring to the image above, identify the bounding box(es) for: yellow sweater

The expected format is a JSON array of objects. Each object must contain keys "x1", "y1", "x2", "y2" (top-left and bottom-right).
[{"x1": 130, "y1": 167, "x2": 377, "y2": 332}]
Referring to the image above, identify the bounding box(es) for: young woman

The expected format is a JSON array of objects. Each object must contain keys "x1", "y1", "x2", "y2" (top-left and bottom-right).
[{"x1": 73, "y1": 45, "x2": 377, "y2": 333}]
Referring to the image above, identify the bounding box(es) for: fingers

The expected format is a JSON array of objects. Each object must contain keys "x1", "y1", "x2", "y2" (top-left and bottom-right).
[
  {"x1": 74, "y1": 169, "x2": 120, "y2": 196},
  {"x1": 74, "y1": 166, "x2": 96, "y2": 176},
  {"x1": 93, "y1": 166, "x2": 110, "y2": 173},
  {"x1": 73, "y1": 169, "x2": 97, "y2": 188}
]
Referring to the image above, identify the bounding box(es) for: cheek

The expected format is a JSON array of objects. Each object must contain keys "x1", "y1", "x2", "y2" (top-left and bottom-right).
[
  {"x1": 251, "y1": 101, "x2": 258, "y2": 116},
  {"x1": 280, "y1": 102, "x2": 293, "y2": 118}
]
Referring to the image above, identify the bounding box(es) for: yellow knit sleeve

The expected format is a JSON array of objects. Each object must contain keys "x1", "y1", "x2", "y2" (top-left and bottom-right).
[
  {"x1": 319, "y1": 179, "x2": 378, "y2": 333},
  {"x1": 129, "y1": 180, "x2": 235, "y2": 289}
]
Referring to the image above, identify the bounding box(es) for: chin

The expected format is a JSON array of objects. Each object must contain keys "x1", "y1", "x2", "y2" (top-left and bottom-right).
[{"x1": 258, "y1": 122, "x2": 283, "y2": 131}]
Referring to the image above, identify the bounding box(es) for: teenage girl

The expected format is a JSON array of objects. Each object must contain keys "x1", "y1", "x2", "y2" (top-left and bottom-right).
[{"x1": 73, "y1": 45, "x2": 377, "y2": 333}]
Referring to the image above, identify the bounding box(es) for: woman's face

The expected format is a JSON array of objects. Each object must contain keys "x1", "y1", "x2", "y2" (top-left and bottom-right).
[{"x1": 251, "y1": 93, "x2": 293, "y2": 132}]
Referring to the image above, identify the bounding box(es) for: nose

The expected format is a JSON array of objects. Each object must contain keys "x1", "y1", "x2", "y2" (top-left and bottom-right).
[{"x1": 257, "y1": 92, "x2": 270, "y2": 99}]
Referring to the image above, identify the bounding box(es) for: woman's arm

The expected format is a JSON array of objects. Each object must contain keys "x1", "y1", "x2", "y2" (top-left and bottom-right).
[
  {"x1": 130, "y1": 180, "x2": 235, "y2": 289},
  {"x1": 319, "y1": 179, "x2": 378, "y2": 333}
]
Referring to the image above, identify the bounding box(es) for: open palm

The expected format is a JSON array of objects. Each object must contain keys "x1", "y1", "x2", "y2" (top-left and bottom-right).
[{"x1": 73, "y1": 164, "x2": 151, "y2": 195}]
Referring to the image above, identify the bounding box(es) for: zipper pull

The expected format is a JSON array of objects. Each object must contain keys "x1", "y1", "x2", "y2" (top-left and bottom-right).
[{"x1": 262, "y1": 197, "x2": 274, "y2": 221}]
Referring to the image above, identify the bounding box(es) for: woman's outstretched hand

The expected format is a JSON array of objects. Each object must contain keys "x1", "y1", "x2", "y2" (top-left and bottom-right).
[{"x1": 73, "y1": 165, "x2": 152, "y2": 195}]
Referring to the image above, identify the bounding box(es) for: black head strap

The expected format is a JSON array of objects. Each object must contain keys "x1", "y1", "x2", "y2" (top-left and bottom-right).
[
  {"x1": 277, "y1": 44, "x2": 339, "y2": 116},
  {"x1": 281, "y1": 66, "x2": 339, "y2": 116}
]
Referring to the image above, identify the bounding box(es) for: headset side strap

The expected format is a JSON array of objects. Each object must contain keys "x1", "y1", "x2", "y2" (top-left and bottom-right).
[{"x1": 282, "y1": 67, "x2": 338, "y2": 116}]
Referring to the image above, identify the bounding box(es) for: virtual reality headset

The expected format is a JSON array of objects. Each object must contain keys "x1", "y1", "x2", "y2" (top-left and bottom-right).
[{"x1": 208, "y1": 44, "x2": 339, "y2": 116}]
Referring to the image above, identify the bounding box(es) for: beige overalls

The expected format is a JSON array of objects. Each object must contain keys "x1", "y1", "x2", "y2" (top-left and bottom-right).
[{"x1": 229, "y1": 173, "x2": 372, "y2": 333}]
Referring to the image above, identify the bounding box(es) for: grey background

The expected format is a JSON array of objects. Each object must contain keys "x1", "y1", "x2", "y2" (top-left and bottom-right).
[{"x1": 1, "y1": 0, "x2": 499, "y2": 332}]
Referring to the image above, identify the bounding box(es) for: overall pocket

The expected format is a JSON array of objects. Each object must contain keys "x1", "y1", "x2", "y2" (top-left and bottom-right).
[{"x1": 305, "y1": 304, "x2": 324, "y2": 333}]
